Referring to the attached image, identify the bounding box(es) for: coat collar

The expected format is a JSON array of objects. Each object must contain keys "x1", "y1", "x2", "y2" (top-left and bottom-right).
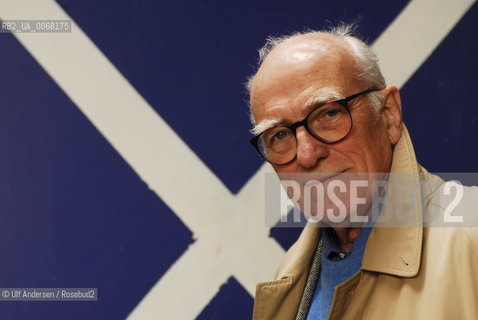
[{"x1": 361, "y1": 125, "x2": 423, "y2": 277}]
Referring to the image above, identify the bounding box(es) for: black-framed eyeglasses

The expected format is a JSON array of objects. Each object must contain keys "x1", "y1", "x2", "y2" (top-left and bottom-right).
[{"x1": 249, "y1": 88, "x2": 378, "y2": 165}]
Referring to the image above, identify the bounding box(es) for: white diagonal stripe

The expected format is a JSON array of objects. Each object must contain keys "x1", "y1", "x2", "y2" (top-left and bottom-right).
[
  {"x1": 372, "y1": 0, "x2": 476, "y2": 88},
  {"x1": 131, "y1": 239, "x2": 231, "y2": 319}
]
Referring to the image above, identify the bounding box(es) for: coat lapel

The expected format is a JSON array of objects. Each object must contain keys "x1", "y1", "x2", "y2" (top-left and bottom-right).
[{"x1": 253, "y1": 225, "x2": 321, "y2": 320}]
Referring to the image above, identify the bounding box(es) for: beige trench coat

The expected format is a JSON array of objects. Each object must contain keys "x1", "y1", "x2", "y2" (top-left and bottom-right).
[{"x1": 253, "y1": 127, "x2": 478, "y2": 320}]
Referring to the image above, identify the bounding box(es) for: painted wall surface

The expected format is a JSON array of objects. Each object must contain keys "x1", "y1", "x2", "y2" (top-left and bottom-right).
[{"x1": 0, "y1": 0, "x2": 477, "y2": 319}]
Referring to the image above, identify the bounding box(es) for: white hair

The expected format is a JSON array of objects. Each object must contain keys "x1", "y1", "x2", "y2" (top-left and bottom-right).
[{"x1": 247, "y1": 23, "x2": 386, "y2": 125}]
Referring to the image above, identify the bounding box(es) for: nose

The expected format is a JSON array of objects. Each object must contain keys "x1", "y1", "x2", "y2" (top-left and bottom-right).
[{"x1": 295, "y1": 127, "x2": 329, "y2": 169}]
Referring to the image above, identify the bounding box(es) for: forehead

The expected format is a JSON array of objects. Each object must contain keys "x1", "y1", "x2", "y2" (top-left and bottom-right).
[{"x1": 250, "y1": 34, "x2": 361, "y2": 122}]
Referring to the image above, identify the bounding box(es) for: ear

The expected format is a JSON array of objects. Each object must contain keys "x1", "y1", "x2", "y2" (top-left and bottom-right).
[{"x1": 380, "y1": 86, "x2": 403, "y2": 146}]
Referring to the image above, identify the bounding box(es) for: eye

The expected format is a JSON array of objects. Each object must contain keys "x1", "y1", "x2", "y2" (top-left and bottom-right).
[
  {"x1": 325, "y1": 108, "x2": 339, "y2": 117},
  {"x1": 273, "y1": 130, "x2": 289, "y2": 140}
]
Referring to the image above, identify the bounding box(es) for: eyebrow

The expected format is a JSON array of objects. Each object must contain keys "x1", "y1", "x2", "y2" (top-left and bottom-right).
[
  {"x1": 303, "y1": 88, "x2": 343, "y2": 112},
  {"x1": 250, "y1": 87, "x2": 343, "y2": 136},
  {"x1": 250, "y1": 119, "x2": 280, "y2": 135}
]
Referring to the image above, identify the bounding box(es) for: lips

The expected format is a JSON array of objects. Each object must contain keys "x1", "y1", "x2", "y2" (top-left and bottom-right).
[
  {"x1": 298, "y1": 171, "x2": 346, "y2": 187},
  {"x1": 316, "y1": 172, "x2": 344, "y2": 183}
]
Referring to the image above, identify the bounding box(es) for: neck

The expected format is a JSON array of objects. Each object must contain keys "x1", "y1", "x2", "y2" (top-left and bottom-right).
[
  {"x1": 327, "y1": 204, "x2": 376, "y2": 251},
  {"x1": 332, "y1": 227, "x2": 362, "y2": 251}
]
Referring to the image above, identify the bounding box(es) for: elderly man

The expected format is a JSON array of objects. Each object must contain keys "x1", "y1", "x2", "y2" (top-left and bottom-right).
[{"x1": 247, "y1": 26, "x2": 478, "y2": 320}]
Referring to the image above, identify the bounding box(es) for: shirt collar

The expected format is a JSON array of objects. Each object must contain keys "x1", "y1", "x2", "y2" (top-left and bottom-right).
[{"x1": 322, "y1": 225, "x2": 373, "y2": 261}]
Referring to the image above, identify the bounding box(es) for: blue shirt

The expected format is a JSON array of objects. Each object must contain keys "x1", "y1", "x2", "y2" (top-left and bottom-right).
[{"x1": 306, "y1": 226, "x2": 373, "y2": 320}]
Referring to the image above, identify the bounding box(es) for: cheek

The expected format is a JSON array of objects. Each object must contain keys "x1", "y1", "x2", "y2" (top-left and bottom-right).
[
  {"x1": 274, "y1": 162, "x2": 295, "y2": 173},
  {"x1": 342, "y1": 119, "x2": 392, "y2": 170},
  {"x1": 362, "y1": 133, "x2": 393, "y2": 172}
]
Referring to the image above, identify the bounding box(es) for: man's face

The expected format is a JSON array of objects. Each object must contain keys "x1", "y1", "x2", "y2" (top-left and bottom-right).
[{"x1": 250, "y1": 34, "x2": 397, "y2": 224}]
